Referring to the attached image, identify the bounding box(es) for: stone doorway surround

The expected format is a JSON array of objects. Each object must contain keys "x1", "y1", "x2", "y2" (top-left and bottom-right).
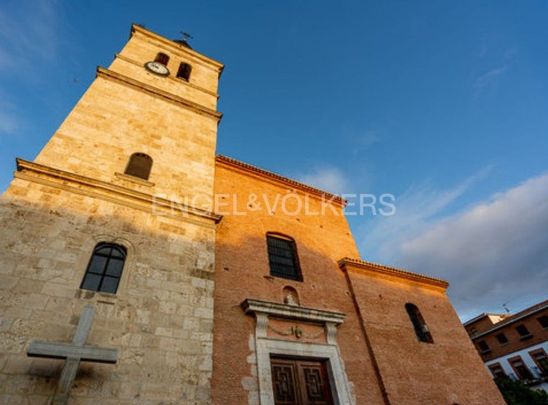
[{"x1": 241, "y1": 299, "x2": 355, "y2": 405}]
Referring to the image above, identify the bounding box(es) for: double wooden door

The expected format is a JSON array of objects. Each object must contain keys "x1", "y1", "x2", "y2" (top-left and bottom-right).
[{"x1": 271, "y1": 357, "x2": 334, "y2": 405}]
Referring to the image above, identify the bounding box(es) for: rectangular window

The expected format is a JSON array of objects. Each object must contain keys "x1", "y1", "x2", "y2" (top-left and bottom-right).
[
  {"x1": 154, "y1": 52, "x2": 170, "y2": 65},
  {"x1": 477, "y1": 340, "x2": 491, "y2": 354},
  {"x1": 177, "y1": 63, "x2": 192, "y2": 81},
  {"x1": 529, "y1": 349, "x2": 548, "y2": 375},
  {"x1": 509, "y1": 357, "x2": 533, "y2": 380},
  {"x1": 538, "y1": 315, "x2": 548, "y2": 329},
  {"x1": 515, "y1": 324, "x2": 532, "y2": 340},
  {"x1": 495, "y1": 333, "x2": 509, "y2": 344},
  {"x1": 267, "y1": 235, "x2": 302, "y2": 281},
  {"x1": 488, "y1": 363, "x2": 506, "y2": 379}
]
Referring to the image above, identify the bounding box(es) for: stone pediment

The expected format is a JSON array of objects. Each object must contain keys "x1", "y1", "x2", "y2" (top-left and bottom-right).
[{"x1": 240, "y1": 299, "x2": 345, "y2": 325}]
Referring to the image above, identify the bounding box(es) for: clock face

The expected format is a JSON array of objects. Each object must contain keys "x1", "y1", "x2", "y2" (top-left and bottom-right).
[{"x1": 144, "y1": 61, "x2": 170, "y2": 76}]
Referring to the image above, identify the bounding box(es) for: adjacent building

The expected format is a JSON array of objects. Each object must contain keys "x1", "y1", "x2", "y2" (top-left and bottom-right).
[
  {"x1": 464, "y1": 299, "x2": 548, "y2": 392},
  {"x1": 0, "y1": 24, "x2": 505, "y2": 404}
]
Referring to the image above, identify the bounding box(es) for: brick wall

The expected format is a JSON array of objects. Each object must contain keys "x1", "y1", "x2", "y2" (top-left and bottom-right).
[
  {"x1": 211, "y1": 161, "x2": 385, "y2": 404},
  {"x1": 473, "y1": 308, "x2": 548, "y2": 362},
  {"x1": 344, "y1": 263, "x2": 505, "y2": 404},
  {"x1": 211, "y1": 160, "x2": 505, "y2": 404}
]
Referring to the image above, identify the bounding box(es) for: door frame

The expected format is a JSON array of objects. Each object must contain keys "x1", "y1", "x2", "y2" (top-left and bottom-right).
[
  {"x1": 257, "y1": 333, "x2": 353, "y2": 405},
  {"x1": 242, "y1": 299, "x2": 354, "y2": 405}
]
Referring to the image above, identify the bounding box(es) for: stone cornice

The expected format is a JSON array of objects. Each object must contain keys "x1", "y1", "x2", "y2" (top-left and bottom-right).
[
  {"x1": 130, "y1": 24, "x2": 224, "y2": 72},
  {"x1": 216, "y1": 155, "x2": 345, "y2": 207},
  {"x1": 96, "y1": 67, "x2": 223, "y2": 123},
  {"x1": 15, "y1": 159, "x2": 222, "y2": 225},
  {"x1": 338, "y1": 257, "x2": 449, "y2": 290},
  {"x1": 241, "y1": 299, "x2": 346, "y2": 325},
  {"x1": 114, "y1": 172, "x2": 154, "y2": 187}
]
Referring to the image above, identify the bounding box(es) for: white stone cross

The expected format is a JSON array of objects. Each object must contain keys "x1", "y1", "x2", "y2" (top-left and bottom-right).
[{"x1": 27, "y1": 305, "x2": 119, "y2": 405}]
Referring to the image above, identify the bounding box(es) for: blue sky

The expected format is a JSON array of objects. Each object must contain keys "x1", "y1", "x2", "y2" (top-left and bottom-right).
[{"x1": 1, "y1": 0, "x2": 547, "y2": 319}]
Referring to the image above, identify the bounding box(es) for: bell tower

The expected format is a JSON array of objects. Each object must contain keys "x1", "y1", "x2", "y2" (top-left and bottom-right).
[
  {"x1": 33, "y1": 23, "x2": 223, "y2": 210},
  {"x1": 0, "y1": 25, "x2": 223, "y2": 403}
]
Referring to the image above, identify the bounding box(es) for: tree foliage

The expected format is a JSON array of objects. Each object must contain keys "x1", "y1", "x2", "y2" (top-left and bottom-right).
[{"x1": 495, "y1": 377, "x2": 548, "y2": 405}]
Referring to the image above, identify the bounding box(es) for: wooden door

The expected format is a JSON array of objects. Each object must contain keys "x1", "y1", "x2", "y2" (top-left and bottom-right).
[{"x1": 271, "y1": 357, "x2": 334, "y2": 405}]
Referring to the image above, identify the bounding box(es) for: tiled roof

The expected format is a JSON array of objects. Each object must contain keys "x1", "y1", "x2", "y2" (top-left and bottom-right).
[
  {"x1": 338, "y1": 257, "x2": 449, "y2": 289},
  {"x1": 216, "y1": 155, "x2": 345, "y2": 206}
]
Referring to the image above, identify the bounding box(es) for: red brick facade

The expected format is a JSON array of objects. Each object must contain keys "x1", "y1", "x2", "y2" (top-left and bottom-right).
[
  {"x1": 466, "y1": 302, "x2": 548, "y2": 363},
  {"x1": 211, "y1": 157, "x2": 504, "y2": 404}
]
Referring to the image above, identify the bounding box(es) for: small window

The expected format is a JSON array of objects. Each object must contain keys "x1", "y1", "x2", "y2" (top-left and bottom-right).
[
  {"x1": 509, "y1": 357, "x2": 533, "y2": 380},
  {"x1": 266, "y1": 234, "x2": 302, "y2": 281},
  {"x1": 405, "y1": 303, "x2": 434, "y2": 343},
  {"x1": 515, "y1": 324, "x2": 532, "y2": 339},
  {"x1": 538, "y1": 315, "x2": 548, "y2": 329},
  {"x1": 177, "y1": 62, "x2": 192, "y2": 81},
  {"x1": 80, "y1": 243, "x2": 127, "y2": 294},
  {"x1": 477, "y1": 340, "x2": 491, "y2": 353},
  {"x1": 154, "y1": 52, "x2": 170, "y2": 66},
  {"x1": 124, "y1": 153, "x2": 153, "y2": 180},
  {"x1": 529, "y1": 350, "x2": 548, "y2": 375},
  {"x1": 488, "y1": 363, "x2": 506, "y2": 379},
  {"x1": 495, "y1": 333, "x2": 509, "y2": 344}
]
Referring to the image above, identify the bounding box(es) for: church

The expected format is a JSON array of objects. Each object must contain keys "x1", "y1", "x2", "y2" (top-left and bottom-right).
[{"x1": 0, "y1": 24, "x2": 504, "y2": 404}]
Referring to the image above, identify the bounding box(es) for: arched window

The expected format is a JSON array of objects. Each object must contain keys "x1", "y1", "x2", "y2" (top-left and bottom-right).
[
  {"x1": 154, "y1": 52, "x2": 170, "y2": 66},
  {"x1": 177, "y1": 62, "x2": 192, "y2": 81},
  {"x1": 266, "y1": 233, "x2": 302, "y2": 281},
  {"x1": 405, "y1": 303, "x2": 434, "y2": 343},
  {"x1": 124, "y1": 153, "x2": 153, "y2": 180},
  {"x1": 80, "y1": 243, "x2": 127, "y2": 294}
]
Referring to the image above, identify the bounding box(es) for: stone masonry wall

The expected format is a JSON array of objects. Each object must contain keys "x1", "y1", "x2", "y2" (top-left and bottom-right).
[
  {"x1": 34, "y1": 25, "x2": 221, "y2": 213},
  {"x1": 0, "y1": 179, "x2": 216, "y2": 404},
  {"x1": 111, "y1": 28, "x2": 221, "y2": 110},
  {"x1": 0, "y1": 24, "x2": 222, "y2": 404},
  {"x1": 34, "y1": 77, "x2": 219, "y2": 212}
]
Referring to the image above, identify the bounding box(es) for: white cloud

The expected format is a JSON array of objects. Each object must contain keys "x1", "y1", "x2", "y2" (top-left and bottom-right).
[
  {"x1": 0, "y1": 95, "x2": 20, "y2": 135},
  {"x1": 362, "y1": 167, "x2": 491, "y2": 262},
  {"x1": 0, "y1": 0, "x2": 65, "y2": 135},
  {"x1": 356, "y1": 130, "x2": 381, "y2": 149},
  {"x1": 400, "y1": 174, "x2": 548, "y2": 319},
  {"x1": 363, "y1": 172, "x2": 548, "y2": 319},
  {"x1": 298, "y1": 166, "x2": 350, "y2": 195},
  {"x1": 0, "y1": 110, "x2": 19, "y2": 134},
  {"x1": 474, "y1": 65, "x2": 508, "y2": 90},
  {"x1": 473, "y1": 47, "x2": 516, "y2": 96},
  {"x1": 341, "y1": 125, "x2": 383, "y2": 157}
]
